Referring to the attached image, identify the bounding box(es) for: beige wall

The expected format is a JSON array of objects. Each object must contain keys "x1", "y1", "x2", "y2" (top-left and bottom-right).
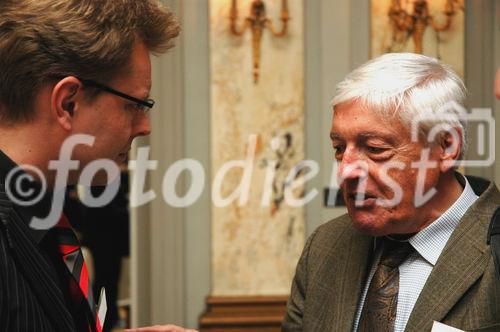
[{"x1": 210, "y1": 0, "x2": 305, "y2": 296}]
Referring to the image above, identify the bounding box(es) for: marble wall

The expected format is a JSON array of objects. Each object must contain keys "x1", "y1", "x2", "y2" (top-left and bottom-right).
[
  {"x1": 209, "y1": 0, "x2": 305, "y2": 295},
  {"x1": 371, "y1": 0, "x2": 464, "y2": 77}
]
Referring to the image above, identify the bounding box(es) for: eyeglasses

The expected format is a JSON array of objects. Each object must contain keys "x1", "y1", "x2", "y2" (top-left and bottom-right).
[{"x1": 78, "y1": 77, "x2": 155, "y2": 113}]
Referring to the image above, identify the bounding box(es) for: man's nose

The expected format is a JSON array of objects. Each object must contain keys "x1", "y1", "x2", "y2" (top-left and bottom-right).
[
  {"x1": 337, "y1": 148, "x2": 368, "y2": 182},
  {"x1": 133, "y1": 114, "x2": 151, "y2": 137}
]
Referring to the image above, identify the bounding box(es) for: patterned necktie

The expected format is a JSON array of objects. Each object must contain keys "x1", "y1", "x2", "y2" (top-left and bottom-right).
[
  {"x1": 358, "y1": 238, "x2": 414, "y2": 332},
  {"x1": 54, "y1": 214, "x2": 102, "y2": 332}
]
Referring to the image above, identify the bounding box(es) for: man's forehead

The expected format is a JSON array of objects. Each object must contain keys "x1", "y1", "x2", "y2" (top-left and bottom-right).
[
  {"x1": 332, "y1": 100, "x2": 388, "y2": 123},
  {"x1": 329, "y1": 130, "x2": 399, "y2": 143},
  {"x1": 331, "y1": 112, "x2": 405, "y2": 137}
]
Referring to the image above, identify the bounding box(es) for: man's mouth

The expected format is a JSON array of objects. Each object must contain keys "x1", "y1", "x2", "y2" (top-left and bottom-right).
[{"x1": 347, "y1": 192, "x2": 378, "y2": 207}]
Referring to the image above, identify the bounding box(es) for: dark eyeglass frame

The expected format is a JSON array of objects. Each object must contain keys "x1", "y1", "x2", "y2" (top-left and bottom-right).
[{"x1": 77, "y1": 77, "x2": 155, "y2": 111}]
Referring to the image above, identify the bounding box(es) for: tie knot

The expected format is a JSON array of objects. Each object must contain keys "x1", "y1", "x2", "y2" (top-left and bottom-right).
[{"x1": 379, "y1": 238, "x2": 413, "y2": 268}]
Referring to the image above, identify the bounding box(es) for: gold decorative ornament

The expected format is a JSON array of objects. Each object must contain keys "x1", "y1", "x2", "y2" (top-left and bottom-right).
[
  {"x1": 229, "y1": 0, "x2": 290, "y2": 83},
  {"x1": 388, "y1": 0, "x2": 463, "y2": 55}
]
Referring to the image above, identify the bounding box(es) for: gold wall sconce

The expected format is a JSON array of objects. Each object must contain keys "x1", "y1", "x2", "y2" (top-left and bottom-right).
[
  {"x1": 229, "y1": 0, "x2": 290, "y2": 83},
  {"x1": 388, "y1": 0, "x2": 463, "y2": 54}
]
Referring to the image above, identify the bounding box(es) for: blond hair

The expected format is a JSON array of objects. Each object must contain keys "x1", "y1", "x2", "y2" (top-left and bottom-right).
[{"x1": 0, "y1": 0, "x2": 180, "y2": 122}]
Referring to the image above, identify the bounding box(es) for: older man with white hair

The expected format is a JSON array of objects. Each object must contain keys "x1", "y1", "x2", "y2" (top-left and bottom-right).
[{"x1": 283, "y1": 53, "x2": 500, "y2": 332}]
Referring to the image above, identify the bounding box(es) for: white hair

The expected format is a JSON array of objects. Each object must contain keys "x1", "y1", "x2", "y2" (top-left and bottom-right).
[{"x1": 331, "y1": 53, "x2": 468, "y2": 157}]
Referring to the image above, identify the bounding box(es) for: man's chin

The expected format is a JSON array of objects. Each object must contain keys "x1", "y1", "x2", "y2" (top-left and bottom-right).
[{"x1": 351, "y1": 216, "x2": 389, "y2": 237}]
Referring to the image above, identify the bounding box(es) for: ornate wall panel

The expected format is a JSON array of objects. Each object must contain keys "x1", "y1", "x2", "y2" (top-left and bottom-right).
[
  {"x1": 371, "y1": 0, "x2": 464, "y2": 77},
  {"x1": 210, "y1": 0, "x2": 305, "y2": 295}
]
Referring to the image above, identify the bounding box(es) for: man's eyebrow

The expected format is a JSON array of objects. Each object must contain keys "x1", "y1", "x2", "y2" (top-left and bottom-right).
[
  {"x1": 359, "y1": 132, "x2": 381, "y2": 139},
  {"x1": 329, "y1": 131, "x2": 398, "y2": 143},
  {"x1": 359, "y1": 132, "x2": 397, "y2": 144},
  {"x1": 330, "y1": 132, "x2": 386, "y2": 141}
]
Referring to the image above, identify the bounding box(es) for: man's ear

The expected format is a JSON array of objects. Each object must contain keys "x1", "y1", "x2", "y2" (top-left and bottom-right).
[
  {"x1": 438, "y1": 127, "x2": 463, "y2": 172},
  {"x1": 51, "y1": 76, "x2": 83, "y2": 131}
]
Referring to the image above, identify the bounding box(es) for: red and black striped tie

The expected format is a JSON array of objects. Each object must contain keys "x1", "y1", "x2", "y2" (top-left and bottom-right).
[{"x1": 54, "y1": 214, "x2": 102, "y2": 332}]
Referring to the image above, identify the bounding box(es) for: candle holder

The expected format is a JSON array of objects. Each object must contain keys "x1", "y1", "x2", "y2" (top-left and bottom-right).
[
  {"x1": 388, "y1": 0, "x2": 463, "y2": 54},
  {"x1": 229, "y1": 0, "x2": 290, "y2": 83}
]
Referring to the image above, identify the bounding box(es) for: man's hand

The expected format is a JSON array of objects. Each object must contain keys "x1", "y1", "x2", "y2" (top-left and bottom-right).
[{"x1": 125, "y1": 324, "x2": 199, "y2": 332}]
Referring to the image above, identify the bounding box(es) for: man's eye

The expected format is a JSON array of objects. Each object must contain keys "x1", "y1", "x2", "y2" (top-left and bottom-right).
[
  {"x1": 333, "y1": 145, "x2": 345, "y2": 159},
  {"x1": 127, "y1": 103, "x2": 146, "y2": 113},
  {"x1": 366, "y1": 146, "x2": 387, "y2": 154},
  {"x1": 134, "y1": 103, "x2": 146, "y2": 112},
  {"x1": 333, "y1": 145, "x2": 344, "y2": 152}
]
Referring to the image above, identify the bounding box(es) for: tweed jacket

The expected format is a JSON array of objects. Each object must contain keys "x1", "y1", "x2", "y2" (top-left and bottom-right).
[{"x1": 283, "y1": 181, "x2": 500, "y2": 332}]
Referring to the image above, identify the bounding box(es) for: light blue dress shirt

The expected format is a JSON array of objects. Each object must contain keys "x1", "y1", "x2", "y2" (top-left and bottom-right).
[{"x1": 352, "y1": 175, "x2": 478, "y2": 332}]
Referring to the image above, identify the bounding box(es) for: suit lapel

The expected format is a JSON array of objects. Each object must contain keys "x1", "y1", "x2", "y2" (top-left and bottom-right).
[
  {"x1": 0, "y1": 189, "x2": 76, "y2": 332},
  {"x1": 313, "y1": 219, "x2": 373, "y2": 331},
  {"x1": 405, "y1": 184, "x2": 500, "y2": 332}
]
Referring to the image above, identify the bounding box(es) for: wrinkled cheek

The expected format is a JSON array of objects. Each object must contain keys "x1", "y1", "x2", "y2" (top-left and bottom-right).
[
  {"x1": 380, "y1": 162, "x2": 419, "y2": 201},
  {"x1": 422, "y1": 167, "x2": 440, "y2": 190}
]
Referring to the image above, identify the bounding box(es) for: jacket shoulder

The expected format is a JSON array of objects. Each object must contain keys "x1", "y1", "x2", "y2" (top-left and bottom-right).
[
  {"x1": 303, "y1": 213, "x2": 363, "y2": 268},
  {"x1": 307, "y1": 214, "x2": 354, "y2": 247}
]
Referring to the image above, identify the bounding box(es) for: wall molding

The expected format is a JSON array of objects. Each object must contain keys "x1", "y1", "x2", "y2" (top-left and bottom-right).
[{"x1": 199, "y1": 296, "x2": 288, "y2": 332}]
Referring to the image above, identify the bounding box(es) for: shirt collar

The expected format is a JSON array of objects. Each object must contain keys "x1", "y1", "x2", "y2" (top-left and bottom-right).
[
  {"x1": 408, "y1": 173, "x2": 478, "y2": 266},
  {"x1": 0, "y1": 149, "x2": 55, "y2": 243}
]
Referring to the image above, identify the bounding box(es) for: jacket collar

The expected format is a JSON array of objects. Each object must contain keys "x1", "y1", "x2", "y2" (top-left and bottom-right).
[
  {"x1": 0, "y1": 149, "x2": 53, "y2": 243},
  {"x1": 404, "y1": 180, "x2": 500, "y2": 331}
]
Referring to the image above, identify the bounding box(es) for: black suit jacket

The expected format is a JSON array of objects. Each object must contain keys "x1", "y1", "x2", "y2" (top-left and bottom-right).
[
  {"x1": 0, "y1": 150, "x2": 94, "y2": 331},
  {"x1": 0, "y1": 184, "x2": 77, "y2": 331}
]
